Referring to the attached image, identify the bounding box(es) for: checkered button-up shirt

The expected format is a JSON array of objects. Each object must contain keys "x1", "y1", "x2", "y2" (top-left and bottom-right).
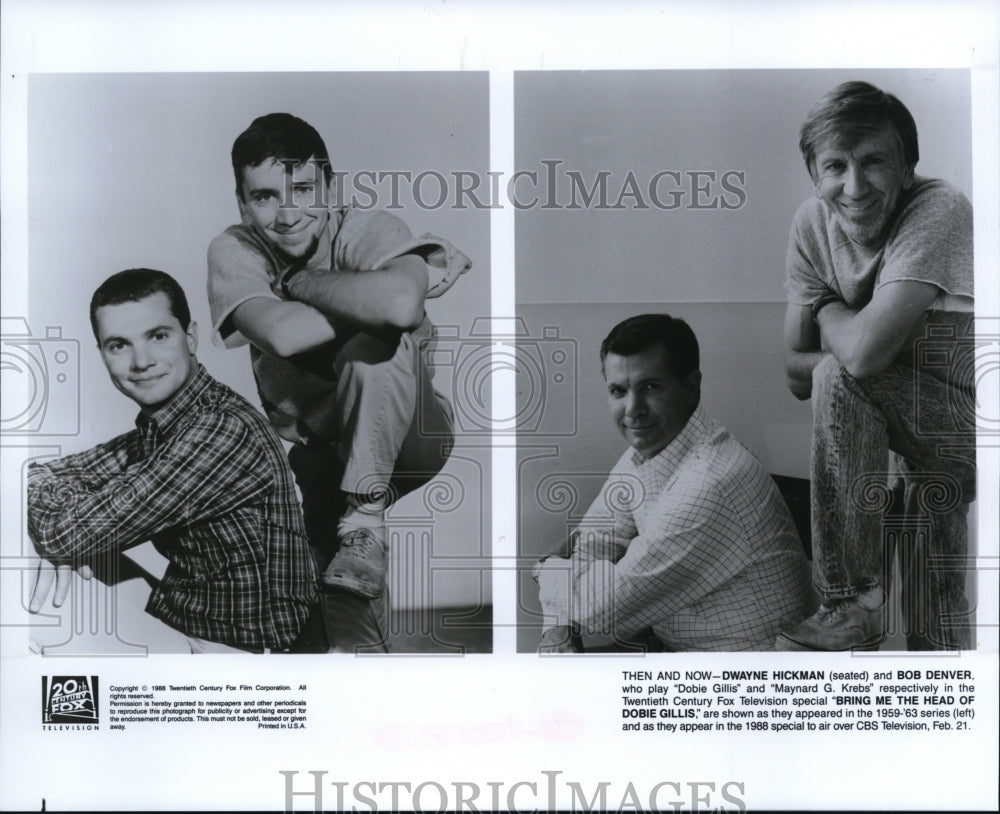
[
  {"x1": 28, "y1": 365, "x2": 317, "y2": 651},
  {"x1": 566, "y1": 406, "x2": 814, "y2": 651}
]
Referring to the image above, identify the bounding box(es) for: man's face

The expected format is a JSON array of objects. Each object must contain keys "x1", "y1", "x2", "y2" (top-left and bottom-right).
[
  {"x1": 604, "y1": 344, "x2": 701, "y2": 459},
  {"x1": 812, "y1": 126, "x2": 914, "y2": 247},
  {"x1": 238, "y1": 157, "x2": 331, "y2": 265},
  {"x1": 95, "y1": 292, "x2": 198, "y2": 414}
]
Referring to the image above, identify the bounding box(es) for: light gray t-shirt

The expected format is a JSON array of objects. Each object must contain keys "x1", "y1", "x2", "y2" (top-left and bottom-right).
[
  {"x1": 207, "y1": 208, "x2": 445, "y2": 444},
  {"x1": 785, "y1": 176, "x2": 973, "y2": 313}
]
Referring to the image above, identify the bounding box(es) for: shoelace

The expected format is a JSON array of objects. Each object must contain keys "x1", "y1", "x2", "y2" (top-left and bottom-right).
[
  {"x1": 817, "y1": 599, "x2": 881, "y2": 626},
  {"x1": 339, "y1": 528, "x2": 382, "y2": 557},
  {"x1": 815, "y1": 600, "x2": 854, "y2": 623}
]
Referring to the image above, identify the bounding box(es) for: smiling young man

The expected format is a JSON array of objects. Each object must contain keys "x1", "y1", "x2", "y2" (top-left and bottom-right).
[
  {"x1": 778, "y1": 82, "x2": 976, "y2": 651},
  {"x1": 532, "y1": 314, "x2": 814, "y2": 653},
  {"x1": 27, "y1": 269, "x2": 317, "y2": 653},
  {"x1": 207, "y1": 113, "x2": 471, "y2": 652}
]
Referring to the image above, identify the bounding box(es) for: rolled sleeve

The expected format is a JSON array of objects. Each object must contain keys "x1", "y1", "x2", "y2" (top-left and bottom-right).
[
  {"x1": 207, "y1": 227, "x2": 282, "y2": 349},
  {"x1": 785, "y1": 202, "x2": 839, "y2": 308}
]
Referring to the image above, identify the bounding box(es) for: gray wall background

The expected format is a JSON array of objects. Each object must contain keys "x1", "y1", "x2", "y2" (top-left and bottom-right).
[
  {"x1": 24, "y1": 72, "x2": 491, "y2": 652},
  {"x1": 514, "y1": 69, "x2": 973, "y2": 648}
]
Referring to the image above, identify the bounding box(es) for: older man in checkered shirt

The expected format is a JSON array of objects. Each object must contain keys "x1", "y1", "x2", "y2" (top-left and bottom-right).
[{"x1": 533, "y1": 314, "x2": 815, "y2": 652}]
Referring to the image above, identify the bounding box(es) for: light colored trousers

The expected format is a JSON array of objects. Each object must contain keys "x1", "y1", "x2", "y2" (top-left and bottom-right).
[
  {"x1": 810, "y1": 312, "x2": 976, "y2": 650},
  {"x1": 288, "y1": 316, "x2": 454, "y2": 653}
]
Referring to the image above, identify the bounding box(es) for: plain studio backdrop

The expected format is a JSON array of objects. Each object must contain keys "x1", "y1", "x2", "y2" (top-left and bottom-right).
[
  {"x1": 20, "y1": 72, "x2": 491, "y2": 652},
  {"x1": 511, "y1": 69, "x2": 975, "y2": 650}
]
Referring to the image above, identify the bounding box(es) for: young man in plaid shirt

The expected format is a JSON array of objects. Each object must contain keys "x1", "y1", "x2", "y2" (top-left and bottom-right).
[
  {"x1": 533, "y1": 314, "x2": 815, "y2": 652},
  {"x1": 27, "y1": 269, "x2": 317, "y2": 653}
]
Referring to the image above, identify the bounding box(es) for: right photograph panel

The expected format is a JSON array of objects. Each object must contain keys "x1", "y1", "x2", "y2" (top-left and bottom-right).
[{"x1": 514, "y1": 69, "x2": 976, "y2": 654}]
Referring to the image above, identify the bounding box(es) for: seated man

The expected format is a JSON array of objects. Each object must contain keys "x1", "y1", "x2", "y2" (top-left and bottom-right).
[
  {"x1": 207, "y1": 113, "x2": 470, "y2": 652},
  {"x1": 533, "y1": 314, "x2": 815, "y2": 652},
  {"x1": 27, "y1": 269, "x2": 317, "y2": 654},
  {"x1": 777, "y1": 81, "x2": 976, "y2": 651}
]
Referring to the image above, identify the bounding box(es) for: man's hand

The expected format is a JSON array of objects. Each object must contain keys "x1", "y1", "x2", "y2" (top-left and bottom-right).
[
  {"x1": 783, "y1": 301, "x2": 827, "y2": 400},
  {"x1": 533, "y1": 556, "x2": 573, "y2": 630},
  {"x1": 28, "y1": 558, "x2": 92, "y2": 613}
]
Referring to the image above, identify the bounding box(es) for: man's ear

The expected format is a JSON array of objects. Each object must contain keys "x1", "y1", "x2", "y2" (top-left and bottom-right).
[
  {"x1": 326, "y1": 174, "x2": 340, "y2": 209},
  {"x1": 236, "y1": 190, "x2": 253, "y2": 227},
  {"x1": 685, "y1": 370, "x2": 703, "y2": 408},
  {"x1": 902, "y1": 164, "x2": 916, "y2": 191},
  {"x1": 807, "y1": 160, "x2": 820, "y2": 191},
  {"x1": 186, "y1": 321, "x2": 199, "y2": 355}
]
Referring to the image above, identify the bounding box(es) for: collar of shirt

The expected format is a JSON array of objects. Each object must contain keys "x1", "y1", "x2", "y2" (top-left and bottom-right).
[
  {"x1": 135, "y1": 364, "x2": 214, "y2": 441},
  {"x1": 628, "y1": 404, "x2": 712, "y2": 479}
]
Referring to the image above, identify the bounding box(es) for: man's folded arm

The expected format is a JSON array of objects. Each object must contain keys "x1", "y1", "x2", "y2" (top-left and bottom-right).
[
  {"x1": 816, "y1": 279, "x2": 940, "y2": 379},
  {"x1": 28, "y1": 433, "x2": 133, "y2": 495},
  {"x1": 27, "y1": 434, "x2": 136, "y2": 545},
  {"x1": 282, "y1": 254, "x2": 428, "y2": 337},
  {"x1": 783, "y1": 302, "x2": 827, "y2": 400},
  {"x1": 534, "y1": 480, "x2": 634, "y2": 632},
  {"x1": 208, "y1": 228, "x2": 344, "y2": 357},
  {"x1": 230, "y1": 297, "x2": 343, "y2": 358},
  {"x1": 569, "y1": 494, "x2": 749, "y2": 635},
  {"x1": 211, "y1": 220, "x2": 471, "y2": 357},
  {"x1": 27, "y1": 438, "x2": 132, "y2": 609},
  {"x1": 28, "y1": 413, "x2": 272, "y2": 560},
  {"x1": 276, "y1": 228, "x2": 472, "y2": 342},
  {"x1": 228, "y1": 255, "x2": 430, "y2": 358}
]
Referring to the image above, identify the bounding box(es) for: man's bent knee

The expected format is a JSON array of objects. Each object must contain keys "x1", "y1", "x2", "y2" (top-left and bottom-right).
[{"x1": 811, "y1": 354, "x2": 852, "y2": 407}]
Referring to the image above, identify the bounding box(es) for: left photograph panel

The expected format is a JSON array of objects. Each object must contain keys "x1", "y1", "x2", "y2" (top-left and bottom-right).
[{"x1": 6, "y1": 72, "x2": 492, "y2": 655}]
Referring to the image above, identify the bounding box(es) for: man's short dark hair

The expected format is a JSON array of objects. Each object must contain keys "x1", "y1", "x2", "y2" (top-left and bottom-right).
[
  {"x1": 89, "y1": 269, "x2": 191, "y2": 342},
  {"x1": 600, "y1": 313, "x2": 700, "y2": 380},
  {"x1": 799, "y1": 81, "x2": 919, "y2": 181},
  {"x1": 231, "y1": 112, "x2": 334, "y2": 198}
]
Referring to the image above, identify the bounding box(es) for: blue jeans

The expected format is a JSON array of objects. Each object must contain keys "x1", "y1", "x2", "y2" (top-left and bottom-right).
[
  {"x1": 288, "y1": 317, "x2": 454, "y2": 653},
  {"x1": 810, "y1": 315, "x2": 976, "y2": 650}
]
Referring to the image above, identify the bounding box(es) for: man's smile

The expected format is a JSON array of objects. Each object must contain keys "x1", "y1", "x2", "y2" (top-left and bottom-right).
[{"x1": 271, "y1": 221, "x2": 311, "y2": 235}]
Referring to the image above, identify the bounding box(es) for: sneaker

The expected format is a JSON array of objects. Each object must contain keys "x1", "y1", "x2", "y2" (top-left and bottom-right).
[
  {"x1": 320, "y1": 527, "x2": 387, "y2": 598},
  {"x1": 775, "y1": 598, "x2": 885, "y2": 651},
  {"x1": 538, "y1": 625, "x2": 584, "y2": 654}
]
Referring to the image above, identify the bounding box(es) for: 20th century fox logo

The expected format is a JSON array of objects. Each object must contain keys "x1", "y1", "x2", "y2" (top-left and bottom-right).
[{"x1": 42, "y1": 676, "x2": 100, "y2": 729}]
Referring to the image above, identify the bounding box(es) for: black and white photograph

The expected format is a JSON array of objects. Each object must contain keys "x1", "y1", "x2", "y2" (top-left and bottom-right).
[
  {"x1": 515, "y1": 69, "x2": 980, "y2": 655},
  {"x1": 8, "y1": 71, "x2": 492, "y2": 656},
  {"x1": 1, "y1": 2, "x2": 997, "y2": 812}
]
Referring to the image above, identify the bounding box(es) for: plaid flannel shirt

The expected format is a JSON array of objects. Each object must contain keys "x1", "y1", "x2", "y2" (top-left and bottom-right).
[
  {"x1": 28, "y1": 365, "x2": 317, "y2": 651},
  {"x1": 566, "y1": 406, "x2": 814, "y2": 651}
]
